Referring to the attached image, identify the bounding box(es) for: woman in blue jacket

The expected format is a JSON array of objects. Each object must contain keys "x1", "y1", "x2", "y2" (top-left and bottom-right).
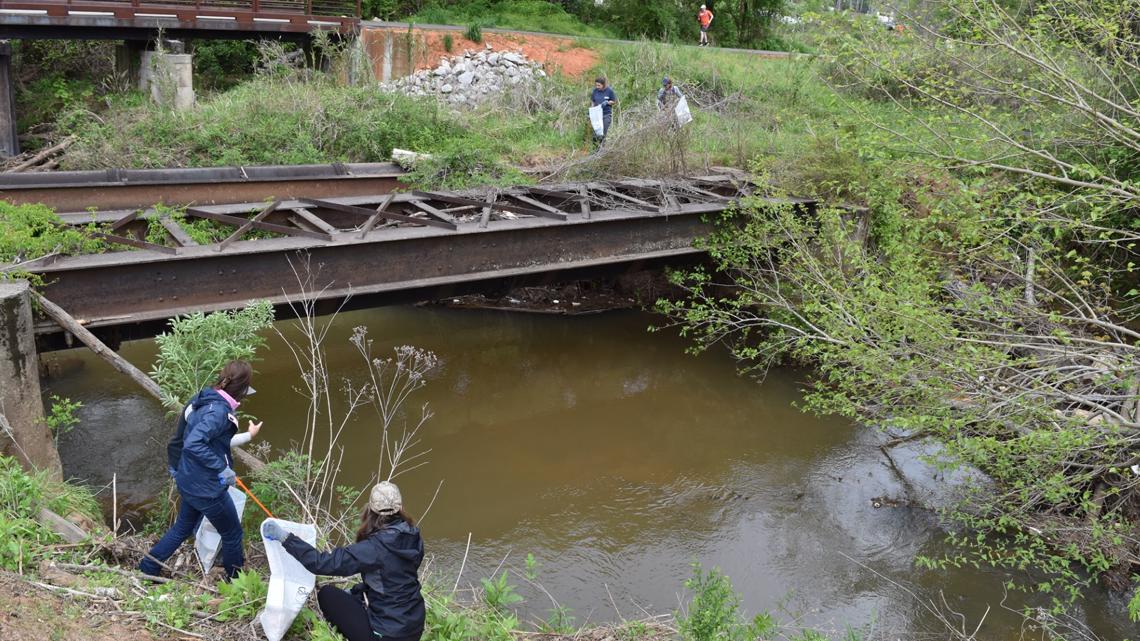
[
  {"x1": 140, "y1": 360, "x2": 261, "y2": 580},
  {"x1": 264, "y1": 481, "x2": 426, "y2": 641}
]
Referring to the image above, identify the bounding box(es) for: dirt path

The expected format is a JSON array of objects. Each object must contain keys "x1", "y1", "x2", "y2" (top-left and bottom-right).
[{"x1": 0, "y1": 572, "x2": 170, "y2": 641}]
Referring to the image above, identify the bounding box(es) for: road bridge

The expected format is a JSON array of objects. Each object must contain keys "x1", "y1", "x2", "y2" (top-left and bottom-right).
[
  {"x1": 0, "y1": 0, "x2": 357, "y2": 40},
  {"x1": 15, "y1": 174, "x2": 804, "y2": 351},
  {"x1": 0, "y1": 0, "x2": 360, "y2": 155}
]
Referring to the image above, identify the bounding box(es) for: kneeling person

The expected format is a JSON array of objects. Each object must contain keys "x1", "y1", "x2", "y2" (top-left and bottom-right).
[{"x1": 264, "y1": 481, "x2": 425, "y2": 641}]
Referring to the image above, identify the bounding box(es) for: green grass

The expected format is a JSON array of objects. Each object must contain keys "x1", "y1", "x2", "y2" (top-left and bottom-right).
[
  {"x1": 53, "y1": 34, "x2": 997, "y2": 195},
  {"x1": 411, "y1": 0, "x2": 615, "y2": 38}
]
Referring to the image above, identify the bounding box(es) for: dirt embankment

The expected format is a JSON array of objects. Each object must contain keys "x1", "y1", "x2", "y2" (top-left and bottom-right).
[
  {"x1": 415, "y1": 31, "x2": 599, "y2": 77},
  {"x1": 362, "y1": 25, "x2": 600, "y2": 81}
]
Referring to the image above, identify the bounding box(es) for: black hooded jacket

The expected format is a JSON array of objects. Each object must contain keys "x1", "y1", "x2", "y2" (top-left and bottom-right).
[{"x1": 283, "y1": 518, "x2": 425, "y2": 638}]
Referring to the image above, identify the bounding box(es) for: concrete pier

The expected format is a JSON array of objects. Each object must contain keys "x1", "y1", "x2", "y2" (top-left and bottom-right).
[
  {"x1": 0, "y1": 281, "x2": 62, "y2": 479},
  {"x1": 140, "y1": 48, "x2": 195, "y2": 111}
]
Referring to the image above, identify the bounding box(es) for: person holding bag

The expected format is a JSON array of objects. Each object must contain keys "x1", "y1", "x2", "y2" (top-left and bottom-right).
[
  {"x1": 264, "y1": 481, "x2": 425, "y2": 641},
  {"x1": 141, "y1": 360, "x2": 261, "y2": 580}
]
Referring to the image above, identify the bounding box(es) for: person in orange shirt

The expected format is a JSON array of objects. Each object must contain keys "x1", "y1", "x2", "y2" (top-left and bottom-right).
[{"x1": 697, "y1": 5, "x2": 714, "y2": 46}]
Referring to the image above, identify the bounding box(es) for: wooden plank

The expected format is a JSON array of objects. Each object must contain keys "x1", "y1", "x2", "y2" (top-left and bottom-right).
[
  {"x1": 299, "y1": 197, "x2": 457, "y2": 232},
  {"x1": 291, "y1": 207, "x2": 339, "y2": 235},
  {"x1": 359, "y1": 193, "x2": 397, "y2": 239},
  {"x1": 184, "y1": 208, "x2": 332, "y2": 241},
  {"x1": 158, "y1": 216, "x2": 198, "y2": 247},
  {"x1": 412, "y1": 200, "x2": 459, "y2": 226},
  {"x1": 479, "y1": 191, "x2": 496, "y2": 229},
  {"x1": 216, "y1": 201, "x2": 280, "y2": 252}
]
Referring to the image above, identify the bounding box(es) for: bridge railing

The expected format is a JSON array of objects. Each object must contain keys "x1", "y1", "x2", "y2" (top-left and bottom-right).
[{"x1": 2, "y1": 0, "x2": 361, "y2": 22}]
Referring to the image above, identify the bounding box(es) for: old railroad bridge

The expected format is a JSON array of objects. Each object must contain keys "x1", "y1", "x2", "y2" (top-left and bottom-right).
[{"x1": 0, "y1": 166, "x2": 804, "y2": 351}]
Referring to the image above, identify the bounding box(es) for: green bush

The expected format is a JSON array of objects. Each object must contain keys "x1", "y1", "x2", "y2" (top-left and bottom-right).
[
  {"x1": 465, "y1": 22, "x2": 484, "y2": 43},
  {"x1": 677, "y1": 564, "x2": 776, "y2": 641},
  {"x1": 192, "y1": 40, "x2": 261, "y2": 91},
  {"x1": 405, "y1": 142, "x2": 528, "y2": 190},
  {"x1": 43, "y1": 395, "x2": 82, "y2": 445},
  {"x1": 149, "y1": 300, "x2": 275, "y2": 409},
  {"x1": 61, "y1": 79, "x2": 476, "y2": 169},
  {"x1": 443, "y1": 33, "x2": 455, "y2": 52},
  {"x1": 0, "y1": 201, "x2": 105, "y2": 266},
  {"x1": 0, "y1": 455, "x2": 103, "y2": 571},
  {"x1": 215, "y1": 569, "x2": 268, "y2": 621}
]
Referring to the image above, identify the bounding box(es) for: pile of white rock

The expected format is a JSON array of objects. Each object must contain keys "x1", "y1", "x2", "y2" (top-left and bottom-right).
[{"x1": 380, "y1": 44, "x2": 548, "y2": 108}]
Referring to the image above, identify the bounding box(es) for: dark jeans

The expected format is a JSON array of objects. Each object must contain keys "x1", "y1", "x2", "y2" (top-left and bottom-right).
[
  {"x1": 594, "y1": 112, "x2": 612, "y2": 145},
  {"x1": 139, "y1": 489, "x2": 244, "y2": 578},
  {"x1": 317, "y1": 585, "x2": 421, "y2": 641}
]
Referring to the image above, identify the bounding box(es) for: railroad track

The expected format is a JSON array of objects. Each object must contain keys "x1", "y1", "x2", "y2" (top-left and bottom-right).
[{"x1": 0, "y1": 162, "x2": 406, "y2": 212}]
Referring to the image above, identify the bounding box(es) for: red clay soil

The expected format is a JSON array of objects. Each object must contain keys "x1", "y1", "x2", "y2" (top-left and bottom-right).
[{"x1": 415, "y1": 30, "x2": 599, "y2": 77}]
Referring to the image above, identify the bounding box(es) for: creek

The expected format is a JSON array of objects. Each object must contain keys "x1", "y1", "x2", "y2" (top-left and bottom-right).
[{"x1": 41, "y1": 307, "x2": 1137, "y2": 640}]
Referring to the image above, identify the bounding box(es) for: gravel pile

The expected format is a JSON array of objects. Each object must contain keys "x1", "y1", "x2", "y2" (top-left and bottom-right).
[{"x1": 381, "y1": 44, "x2": 547, "y2": 107}]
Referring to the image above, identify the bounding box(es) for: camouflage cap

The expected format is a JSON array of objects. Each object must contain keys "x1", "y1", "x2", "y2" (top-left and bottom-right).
[{"x1": 369, "y1": 481, "x2": 402, "y2": 515}]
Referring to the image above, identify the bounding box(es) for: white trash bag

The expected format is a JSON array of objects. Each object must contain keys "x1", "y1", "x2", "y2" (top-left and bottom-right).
[
  {"x1": 589, "y1": 104, "x2": 605, "y2": 137},
  {"x1": 674, "y1": 96, "x2": 693, "y2": 126},
  {"x1": 259, "y1": 518, "x2": 317, "y2": 641},
  {"x1": 195, "y1": 486, "x2": 248, "y2": 574}
]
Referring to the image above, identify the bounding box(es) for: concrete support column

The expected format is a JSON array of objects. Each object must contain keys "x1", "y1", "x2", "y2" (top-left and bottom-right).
[
  {"x1": 0, "y1": 282, "x2": 62, "y2": 480},
  {"x1": 139, "y1": 48, "x2": 195, "y2": 111},
  {"x1": 0, "y1": 41, "x2": 19, "y2": 158}
]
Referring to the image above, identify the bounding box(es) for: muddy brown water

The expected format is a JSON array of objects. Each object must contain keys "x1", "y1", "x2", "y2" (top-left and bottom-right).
[{"x1": 42, "y1": 307, "x2": 1137, "y2": 639}]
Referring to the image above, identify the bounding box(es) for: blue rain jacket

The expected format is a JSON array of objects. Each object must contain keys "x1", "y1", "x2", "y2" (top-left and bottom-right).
[{"x1": 173, "y1": 389, "x2": 237, "y2": 499}]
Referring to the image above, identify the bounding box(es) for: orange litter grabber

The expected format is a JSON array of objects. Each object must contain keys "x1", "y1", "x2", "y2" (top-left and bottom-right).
[{"x1": 236, "y1": 476, "x2": 275, "y2": 519}]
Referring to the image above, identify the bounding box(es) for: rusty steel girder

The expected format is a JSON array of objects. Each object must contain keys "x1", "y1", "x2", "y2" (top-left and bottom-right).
[
  {"x1": 19, "y1": 175, "x2": 779, "y2": 350},
  {"x1": 0, "y1": 163, "x2": 405, "y2": 212},
  {"x1": 32, "y1": 204, "x2": 719, "y2": 331}
]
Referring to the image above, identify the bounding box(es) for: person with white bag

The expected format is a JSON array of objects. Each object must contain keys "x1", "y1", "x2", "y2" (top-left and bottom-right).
[
  {"x1": 263, "y1": 481, "x2": 425, "y2": 641},
  {"x1": 589, "y1": 75, "x2": 617, "y2": 145},
  {"x1": 141, "y1": 360, "x2": 262, "y2": 580}
]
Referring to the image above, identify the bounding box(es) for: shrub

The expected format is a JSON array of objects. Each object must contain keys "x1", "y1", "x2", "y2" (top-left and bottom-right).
[
  {"x1": 214, "y1": 569, "x2": 268, "y2": 621},
  {"x1": 43, "y1": 395, "x2": 82, "y2": 445},
  {"x1": 0, "y1": 455, "x2": 102, "y2": 571},
  {"x1": 0, "y1": 201, "x2": 105, "y2": 266},
  {"x1": 443, "y1": 33, "x2": 455, "y2": 52},
  {"x1": 149, "y1": 301, "x2": 275, "y2": 409},
  {"x1": 677, "y1": 564, "x2": 776, "y2": 641},
  {"x1": 465, "y1": 22, "x2": 484, "y2": 43},
  {"x1": 406, "y1": 143, "x2": 528, "y2": 190},
  {"x1": 61, "y1": 79, "x2": 471, "y2": 169}
]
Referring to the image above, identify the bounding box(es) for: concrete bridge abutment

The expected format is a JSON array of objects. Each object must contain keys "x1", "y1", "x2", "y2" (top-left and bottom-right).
[{"x1": 0, "y1": 281, "x2": 62, "y2": 479}]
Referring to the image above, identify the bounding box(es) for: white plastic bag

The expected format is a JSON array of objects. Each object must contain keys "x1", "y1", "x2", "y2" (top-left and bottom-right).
[
  {"x1": 259, "y1": 518, "x2": 317, "y2": 641},
  {"x1": 674, "y1": 96, "x2": 693, "y2": 126},
  {"x1": 195, "y1": 486, "x2": 247, "y2": 574},
  {"x1": 589, "y1": 104, "x2": 605, "y2": 137}
]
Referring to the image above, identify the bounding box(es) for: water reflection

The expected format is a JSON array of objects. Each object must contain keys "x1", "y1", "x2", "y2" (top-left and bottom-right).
[{"x1": 42, "y1": 307, "x2": 1136, "y2": 640}]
